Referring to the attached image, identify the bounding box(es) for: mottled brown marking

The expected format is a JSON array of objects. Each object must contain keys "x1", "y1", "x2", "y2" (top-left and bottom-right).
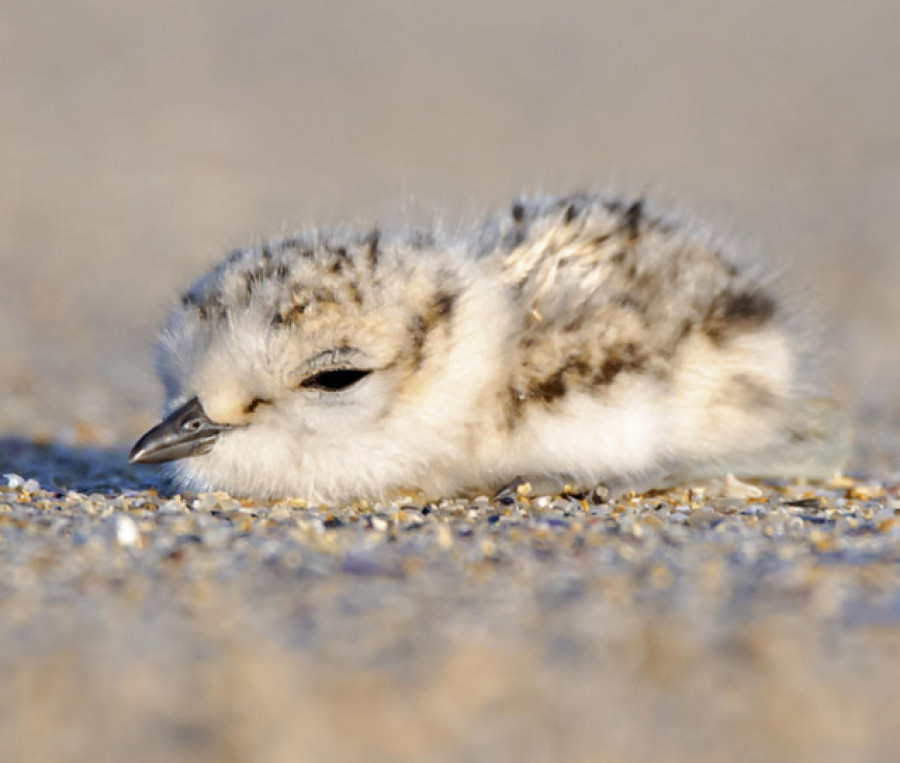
[
  {"x1": 723, "y1": 289, "x2": 776, "y2": 323},
  {"x1": 598, "y1": 355, "x2": 624, "y2": 383},
  {"x1": 704, "y1": 288, "x2": 776, "y2": 344},
  {"x1": 559, "y1": 193, "x2": 590, "y2": 217},
  {"x1": 595, "y1": 344, "x2": 646, "y2": 385},
  {"x1": 589, "y1": 233, "x2": 613, "y2": 247},
  {"x1": 346, "y1": 280, "x2": 363, "y2": 306},
  {"x1": 287, "y1": 303, "x2": 307, "y2": 323},
  {"x1": 624, "y1": 199, "x2": 643, "y2": 239},
  {"x1": 432, "y1": 290, "x2": 457, "y2": 322},
  {"x1": 245, "y1": 268, "x2": 264, "y2": 294},
  {"x1": 282, "y1": 238, "x2": 314, "y2": 259},
  {"x1": 407, "y1": 314, "x2": 428, "y2": 371},
  {"x1": 522, "y1": 356, "x2": 593, "y2": 408},
  {"x1": 530, "y1": 369, "x2": 567, "y2": 403},
  {"x1": 365, "y1": 229, "x2": 380, "y2": 269},
  {"x1": 182, "y1": 291, "x2": 223, "y2": 321},
  {"x1": 310, "y1": 288, "x2": 337, "y2": 305},
  {"x1": 399, "y1": 290, "x2": 459, "y2": 372},
  {"x1": 273, "y1": 301, "x2": 307, "y2": 327}
]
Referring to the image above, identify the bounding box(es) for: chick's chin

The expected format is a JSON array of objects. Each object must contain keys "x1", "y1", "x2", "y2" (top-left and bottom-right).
[
  {"x1": 158, "y1": 424, "x2": 289, "y2": 500},
  {"x1": 167, "y1": 455, "x2": 290, "y2": 501}
]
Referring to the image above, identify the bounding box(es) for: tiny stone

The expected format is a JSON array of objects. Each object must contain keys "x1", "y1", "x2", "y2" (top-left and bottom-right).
[
  {"x1": 369, "y1": 516, "x2": 388, "y2": 532},
  {"x1": 4, "y1": 474, "x2": 24, "y2": 489},
  {"x1": 109, "y1": 514, "x2": 140, "y2": 547},
  {"x1": 159, "y1": 499, "x2": 186, "y2": 514},
  {"x1": 721, "y1": 475, "x2": 764, "y2": 499}
]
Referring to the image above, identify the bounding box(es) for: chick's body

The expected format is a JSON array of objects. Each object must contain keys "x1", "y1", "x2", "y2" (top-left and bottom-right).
[{"x1": 135, "y1": 193, "x2": 847, "y2": 503}]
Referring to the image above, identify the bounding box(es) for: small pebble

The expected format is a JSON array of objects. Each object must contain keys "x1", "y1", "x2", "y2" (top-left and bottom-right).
[{"x1": 108, "y1": 513, "x2": 140, "y2": 547}]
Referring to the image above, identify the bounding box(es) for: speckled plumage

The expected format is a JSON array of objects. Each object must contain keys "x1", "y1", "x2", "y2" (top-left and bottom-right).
[{"x1": 136, "y1": 192, "x2": 849, "y2": 503}]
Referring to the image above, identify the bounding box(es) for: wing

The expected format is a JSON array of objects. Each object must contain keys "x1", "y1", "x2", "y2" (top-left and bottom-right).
[{"x1": 480, "y1": 194, "x2": 778, "y2": 402}]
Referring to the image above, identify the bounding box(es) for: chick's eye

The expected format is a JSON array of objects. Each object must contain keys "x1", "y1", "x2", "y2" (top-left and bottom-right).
[{"x1": 300, "y1": 368, "x2": 372, "y2": 392}]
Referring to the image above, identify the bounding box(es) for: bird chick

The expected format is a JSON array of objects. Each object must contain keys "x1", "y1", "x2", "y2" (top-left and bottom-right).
[{"x1": 130, "y1": 193, "x2": 850, "y2": 503}]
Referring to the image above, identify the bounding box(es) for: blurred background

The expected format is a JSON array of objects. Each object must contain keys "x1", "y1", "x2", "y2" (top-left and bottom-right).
[
  {"x1": 3, "y1": 5, "x2": 900, "y2": 762},
  {"x1": 1, "y1": 0, "x2": 898, "y2": 470}
]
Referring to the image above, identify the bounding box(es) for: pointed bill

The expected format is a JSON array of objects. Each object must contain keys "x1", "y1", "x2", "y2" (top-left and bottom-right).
[{"x1": 129, "y1": 397, "x2": 233, "y2": 464}]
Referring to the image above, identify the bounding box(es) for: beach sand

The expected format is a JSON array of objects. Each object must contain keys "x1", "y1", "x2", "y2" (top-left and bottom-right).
[{"x1": 1, "y1": 2, "x2": 899, "y2": 760}]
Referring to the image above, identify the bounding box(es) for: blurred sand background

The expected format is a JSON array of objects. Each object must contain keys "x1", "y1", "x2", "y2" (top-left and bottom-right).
[
  {"x1": 3, "y1": 3, "x2": 900, "y2": 763},
  {"x1": 1, "y1": 0, "x2": 898, "y2": 469}
]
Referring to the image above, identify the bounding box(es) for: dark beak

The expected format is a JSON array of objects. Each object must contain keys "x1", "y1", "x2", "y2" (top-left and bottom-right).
[{"x1": 129, "y1": 397, "x2": 233, "y2": 464}]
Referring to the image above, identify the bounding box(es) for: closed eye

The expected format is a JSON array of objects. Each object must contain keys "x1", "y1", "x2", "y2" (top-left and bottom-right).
[{"x1": 300, "y1": 368, "x2": 372, "y2": 392}]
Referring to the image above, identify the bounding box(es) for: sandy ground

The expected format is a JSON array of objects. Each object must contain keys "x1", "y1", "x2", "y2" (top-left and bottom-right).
[{"x1": 1, "y1": 1, "x2": 899, "y2": 761}]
